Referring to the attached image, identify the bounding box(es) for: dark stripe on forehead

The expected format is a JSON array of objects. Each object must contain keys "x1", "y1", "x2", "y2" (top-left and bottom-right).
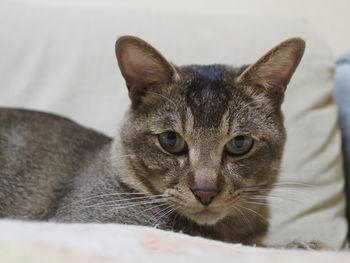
[{"x1": 185, "y1": 65, "x2": 232, "y2": 128}]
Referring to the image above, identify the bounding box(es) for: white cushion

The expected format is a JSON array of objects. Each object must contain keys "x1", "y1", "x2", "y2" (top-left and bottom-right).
[
  {"x1": 0, "y1": 1, "x2": 347, "y2": 249},
  {"x1": 1, "y1": 220, "x2": 350, "y2": 262}
]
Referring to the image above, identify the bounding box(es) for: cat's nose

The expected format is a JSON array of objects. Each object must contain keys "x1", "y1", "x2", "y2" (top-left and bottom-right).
[{"x1": 191, "y1": 188, "x2": 218, "y2": 206}]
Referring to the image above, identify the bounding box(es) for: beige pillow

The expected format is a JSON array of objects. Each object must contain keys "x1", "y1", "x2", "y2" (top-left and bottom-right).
[
  {"x1": 265, "y1": 29, "x2": 347, "y2": 249},
  {"x1": 0, "y1": 1, "x2": 347, "y2": 249}
]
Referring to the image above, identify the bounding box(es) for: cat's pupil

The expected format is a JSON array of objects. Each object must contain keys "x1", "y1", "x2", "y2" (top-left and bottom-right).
[
  {"x1": 234, "y1": 136, "x2": 245, "y2": 148},
  {"x1": 166, "y1": 132, "x2": 178, "y2": 148}
]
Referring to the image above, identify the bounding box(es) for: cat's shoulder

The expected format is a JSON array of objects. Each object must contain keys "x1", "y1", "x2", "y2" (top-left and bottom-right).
[
  {"x1": 0, "y1": 107, "x2": 81, "y2": 124},
  {"x1": 0, "y1": 107, "x2": 112, "y2": 144}
]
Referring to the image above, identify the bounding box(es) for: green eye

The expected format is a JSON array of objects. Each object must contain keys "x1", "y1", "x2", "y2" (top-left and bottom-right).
[
  {"x1": 225, "y1": 136, "x2": 253, "y2": 156},
  {"x1": 158, "y1": 131, "x2": 187, "y2": 154}
]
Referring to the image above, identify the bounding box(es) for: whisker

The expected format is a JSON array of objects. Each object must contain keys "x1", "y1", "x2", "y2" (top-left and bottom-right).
[
  {"x1": 272, "y1": 181, "x2": 315, "y2": 187},
  {"x1": 152, "y1": 205, "x2": 178, "y2": 227},
  {"x1": 241, "y1": 181, "x2": 313, "y2": 191},
  {"x1": 241, "y1": 187, "x2": 309, "y2": 194},
  {"x1": 243, "y1": 187, "x2": 311, "y2": 194},
  {"x1": 232, "y1": 205, "x2": 254, "y2": 232},
  {"x1": 235, "y1": 204, "x2": 268, "y2": 223},
  {"x1": 81, "y1": 198, "x2": 167, "y2": 210},
  {"x1": 60, "y1": 192, "x2": 167, "y2": 210},
  {"x1": 82, "y1": 194, "x2": 166, "y2": 207},
  {"x1": 136, "y1": 202, "x2": 169, "y2": 216},
  {"x1": 239, "y1": 199, "x2": 283, "y2": 210},
  {"x1": 244, "y1": 194, "x2": 304, "y2": 203},
  {"x1": 149, "y1": 204, "x2": 174, "y2": 224},
  {"x1": 240, "y1": 188, "x2": 307, "y2": 201},
  {"x1": 245, "y1": 194, "x2": 303, "y2": 204},
  {"x1": 240, "y1": 200, "x2": 268, "y2": 207},
  {"x1": 241, "y1": 190, "x2": 309, "y2": 202}
]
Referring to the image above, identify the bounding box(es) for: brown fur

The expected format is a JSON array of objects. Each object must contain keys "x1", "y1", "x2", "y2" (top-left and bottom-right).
[{"x1": 0, "y1": 36, "x2": 305, "y2": 246}]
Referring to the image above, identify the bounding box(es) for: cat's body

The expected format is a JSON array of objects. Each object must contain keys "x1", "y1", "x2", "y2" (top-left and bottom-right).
[
  {"x1": 0, "y1": 109, "x2": 111, "y2": 219},
  {"x1": 0, "y1": 107, "x2": 265, "y2": 244},
  {"x1": 0, "y1": 36, "x2": 306, "y2": 246}
]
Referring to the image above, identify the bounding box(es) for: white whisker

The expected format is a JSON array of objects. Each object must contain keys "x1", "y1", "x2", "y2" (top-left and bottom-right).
[
  {"x1": 149, "y1": 205, "x2": 174, "y2": 223},
  {"x1": 82, "y1": 194, "x2": 166, "y2": 207},
  {"x1": 81, "y1": 198, "x2": 167, "y2": 210},
  {"x1": 136, "y1": 202, "x2": 169, "y2": 216},
  {"x1": 235, "y1": 204, "x2": 268, "y2": 223},
  {"x1": 151, "y1": 205, "x2": 178, "y2": 227},
  {"x1": 232, "y1": 205, "x2": 254, "y2": 232},
  {"x1": 60, "y1": 192, "x2": 167, "y2": 210}
]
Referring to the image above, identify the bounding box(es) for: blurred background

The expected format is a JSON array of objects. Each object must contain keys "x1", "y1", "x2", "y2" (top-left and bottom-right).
[{"x1": 10, "y1": 0, "x2": 350, "y2": 57}]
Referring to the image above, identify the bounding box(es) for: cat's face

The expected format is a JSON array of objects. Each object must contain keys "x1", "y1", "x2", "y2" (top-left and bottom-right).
[{"x1": 115, "y1": 36, "x2": 305, "y2": 225}]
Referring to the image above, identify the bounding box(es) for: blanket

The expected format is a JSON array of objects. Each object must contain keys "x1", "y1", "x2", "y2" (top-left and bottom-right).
[{"x1": 0, "y1": 220, "x2": 349, "y2": 263}]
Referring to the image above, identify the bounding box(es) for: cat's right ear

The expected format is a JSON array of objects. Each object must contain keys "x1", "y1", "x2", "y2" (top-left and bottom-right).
[
  {"x1": 236, "y1": 38, "x2": 305, "y2": 105},
  {"x1": 115, "y1": 36, "x2": 178, "y2": 107}
]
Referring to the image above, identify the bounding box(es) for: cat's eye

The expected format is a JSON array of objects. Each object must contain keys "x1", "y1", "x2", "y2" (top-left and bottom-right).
[
  {"x1": 225, "y1": 135, "x2": 253, "y2": 156},
  {"x1": 158, "y1": 131, "x2": 187, "y2": 154}
]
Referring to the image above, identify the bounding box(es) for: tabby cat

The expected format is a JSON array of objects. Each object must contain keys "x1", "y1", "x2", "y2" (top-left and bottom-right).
[{"x1": 0, "y1": 36, "x2": 305, "y2": 245}]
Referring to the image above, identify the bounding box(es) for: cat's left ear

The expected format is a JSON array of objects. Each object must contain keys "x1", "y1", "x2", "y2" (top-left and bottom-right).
[
  {"x1": 115, "y1": 36, "x2": 178, "y2": 107},
  {"x1": 236, "y1": 38, "x2": 305, "y2": 102}
]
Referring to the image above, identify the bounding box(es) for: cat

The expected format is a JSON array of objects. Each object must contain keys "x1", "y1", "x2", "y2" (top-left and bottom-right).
[{"x1": 0, "y1": 35, "x2": 305, "y2": 246}]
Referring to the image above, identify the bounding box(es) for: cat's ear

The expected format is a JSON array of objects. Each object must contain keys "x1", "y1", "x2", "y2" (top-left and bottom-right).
[
  {"x1": 115, "y1": 36, "x2": 178, "y2": 107},
  {"x1": 236, "y1": 38, "x2": 305, "y2": 102}
]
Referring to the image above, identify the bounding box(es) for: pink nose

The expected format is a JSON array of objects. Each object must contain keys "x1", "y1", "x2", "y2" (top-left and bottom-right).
[{"x1": 191, "y1": 188, "x2": 218, "y2": 206}]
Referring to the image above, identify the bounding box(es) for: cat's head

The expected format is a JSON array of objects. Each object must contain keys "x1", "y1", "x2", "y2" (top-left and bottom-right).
[{"x1": 114, "y1": 36, "x2": 305, "y2": 225}]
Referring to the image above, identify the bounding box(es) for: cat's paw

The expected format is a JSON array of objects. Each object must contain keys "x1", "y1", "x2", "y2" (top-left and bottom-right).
[{"x1": 284, "y1": 240, "x2": 329, "y2": 250}]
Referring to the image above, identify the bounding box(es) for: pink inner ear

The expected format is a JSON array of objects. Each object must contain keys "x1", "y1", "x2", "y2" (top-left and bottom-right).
[
  {"x1": 119, "y1": 46, "x2": 166, "y2": 89},
  {"x1": 239, "y1": 39, "x2": 305, "y2": 90},
  {"x1": 257, "y1": 62, "x2": 296, "y2": 88},
  {"x1": 250, "y1": 49, "x2": 300, "y2": 89}
]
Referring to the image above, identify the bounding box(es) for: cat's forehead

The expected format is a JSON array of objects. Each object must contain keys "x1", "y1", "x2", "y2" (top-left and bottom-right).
[
  {"x1": 145, "y1": 64, "x2": 269, "y2": 137},
  {"x1": 180, "y1": 64, "x2": 243, "y2": 128}
]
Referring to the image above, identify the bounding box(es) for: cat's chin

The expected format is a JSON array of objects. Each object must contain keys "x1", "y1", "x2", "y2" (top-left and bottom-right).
[{"x1": 186, "y1": 209, "x2": 226, "y2": 225}]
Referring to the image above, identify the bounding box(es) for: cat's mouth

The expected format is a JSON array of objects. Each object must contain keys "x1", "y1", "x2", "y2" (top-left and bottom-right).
[{"x1": 188, "y1": 208, "x2": 226, "y2": 225}]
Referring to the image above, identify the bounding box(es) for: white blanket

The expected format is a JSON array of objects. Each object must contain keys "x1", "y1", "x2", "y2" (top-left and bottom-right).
[{"x1": 0, "y1": 220, "x2": 349, "y2": 263}]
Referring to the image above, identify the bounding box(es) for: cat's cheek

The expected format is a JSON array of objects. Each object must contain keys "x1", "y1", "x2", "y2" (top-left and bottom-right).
[
  {"x1": 221, "y1": 154, "x2": 275, "y2": 192},
  {"x1": 164, "y1": 158, "x2": 189, "y2": 188},
  {"x1": 176, "y1": 156, "x2": 188, "y2": 169}
]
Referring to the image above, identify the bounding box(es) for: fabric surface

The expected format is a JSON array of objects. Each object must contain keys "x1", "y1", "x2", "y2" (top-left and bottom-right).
[
  {"x1": 0, "y1": 1, "x2": 347, "y2": 250},
  {"x1": 334, "y1": 52, "x2": 350, "y2": 236},
  {"x1": 0, "y1": 220, "x2": 350, "y2": 263}
]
